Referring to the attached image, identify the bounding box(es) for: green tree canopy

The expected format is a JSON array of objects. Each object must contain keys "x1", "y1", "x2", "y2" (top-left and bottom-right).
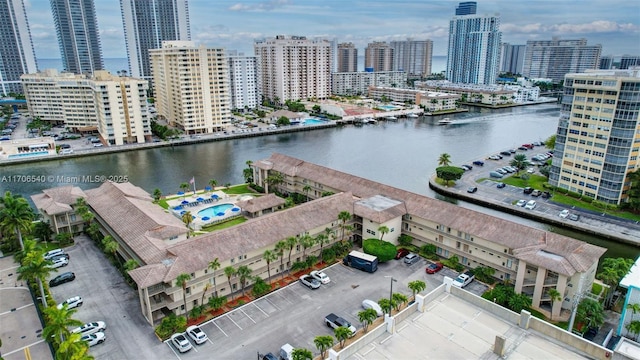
[
  {"x1": 435, "y1": 166, "x2": 464, "y2": 186},
  {"x1": 362, "y1": 238, "x2": 396, "y2": 262}
]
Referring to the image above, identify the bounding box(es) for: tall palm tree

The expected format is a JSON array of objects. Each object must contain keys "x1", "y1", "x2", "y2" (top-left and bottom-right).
[
  {"x1": 208, "y1": 258, "x2": 220, "y2": 296},
  {"x1": 285, "y1": 236, "x2": 297, "y2": 272},
  {"x1": 274, "y1": 240, "x2": 287, "y2": 280},
  {"x1": 42, "y1": 305, "x2": 83, "y2": 345},
  {"x1": 208, "y1": 179, "x2": 217, "y2": 191},
  {"x1": 18, "y1": 248, "x2": 52, "y2": 307},
  {"x1": 15, "y1": 238, "x2": 42, "y2": 264},
  {"x1": 377, "y1": 225, "x2": 389, "y2": 242},
  {"x1": 102, "y1": 237, "x2": 119, "y2": 265},
  {"x1": 628, "y1": 303, "x2": 640, "y2": 323},
  {"x1": 314, "y1": 335, "x2": 334, "y2": 359},
  {"x1": 181, "y1": 211, "x2": 193, "y2": 238},
  {"x1": 176, "y1": 273, "x2": 192, "y2": 320},
  {"x1": 56, "y1": 332, "x2": 91, "y2": 360},
  {"x1": 299, "y1": 234, "x2": 315, "y2": 261},
  {"x1": 302, "y1": 185, "x2": 312, "y2": 202},
  {"x1": 548, "y1": 288, "x2": 562, "y2": 321},
  {"x1": 262, "y1": 250, "x2": 277, "y2": 283},
  {"x1": 358, "y1": 308, "x2": 378, "y2": 333},
  {"x1": 224, "y1": 266, "x2": 237, "y2": 300},
  {"x1": 408, "y1": 280, "x2": 426, "y2": 300},
  {"x1": 0, "y1": 191, "x2": 35, "y2": 251},
  {"x1": 179, "y1": 183, "x2": 189, "y2": 198},
  {"x1": 510, "y1": 154, "x2": 531, "y2": 174},
  {"x1": 338, "y1": 211, "x2": 351, "y2": 243},
  {"x1": 316, "y1": 232, "x2": 329, "y2": 263},
  {"x1": 236, "y1": 265, "x2": 252, "y2": 297},
  {"x1": 438, "y1": 153, "x2": 452, "y2": 166}
]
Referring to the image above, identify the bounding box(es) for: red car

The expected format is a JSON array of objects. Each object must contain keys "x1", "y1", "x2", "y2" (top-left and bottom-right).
[
  {"x1": 395, "y1": 248, "x2": 410, "y2": 260},
  {"x1": 426, "y1": 262, "x2": 443, "y2": 274}
]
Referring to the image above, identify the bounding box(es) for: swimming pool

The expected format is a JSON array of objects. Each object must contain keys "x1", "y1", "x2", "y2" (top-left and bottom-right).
[
  {"x1": 197, "y1": 203, "x2": 234, "y2": 218},
  {"x1": 379, "y1": 105, "x2": 400, "y2": 111},
  {"x1": 303, "y1": 118, "x2": 327, "y2": 125},
  {"x1": 8, "y1": 151, "x2": 50, "y2": 159}
]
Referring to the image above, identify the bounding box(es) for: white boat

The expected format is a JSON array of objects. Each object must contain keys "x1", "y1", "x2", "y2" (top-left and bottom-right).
[
  {"x1": 438, "y1": 118, "x2": 452, "y2": 125},
  {"x1": 385, "y1": 116, "x2": 398, "y2": 121},
  {"x1": 362, "y1": 117, "x2": 375, "y2": 124},
  {"x1": 407, "y1": 113, "x2": 419, "y2": 118}
]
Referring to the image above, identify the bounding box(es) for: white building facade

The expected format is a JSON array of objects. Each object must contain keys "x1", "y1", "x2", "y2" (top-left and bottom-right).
[
  {"x1": 331, "y1": 71, "x2": 407, "y2": 96},
  {"x1": 227, "y1": 51, "x2": 259, "y2": 111},
  {"x1": 523, "y1": 38, "x2": 601, "y2": 83},
  {"x1": 391, "y1": 39, "x2": 433, "y2": 78},
  {"x1": 0, "y1": 0, "x2": 37, "y2": 95}
]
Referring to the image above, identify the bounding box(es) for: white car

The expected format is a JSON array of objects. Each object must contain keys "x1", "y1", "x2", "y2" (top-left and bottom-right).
[
  {"x1": 516, "y1": 199, "x2": 527, "y2": 207},
  {"x1": 186, "y1": 325, "x2": 208, "y2": 345},
  {"x1": 72, "y1": 321, "x2": 106, "y2": 336},
  {"x1": 559, "y1": 209, "x2": 570, "y2": 218},
  {"x1": 81, "y1": 331, "x2": 105, "y2": 347},
  {"x1": 527, "y1": 168, "x2": 535, "y2": 173},
  {"x1": 310, "y1": 270, "x2": 330, "y2": 284},
  {"x1": 57, "y1": 296, "x2": 83, "y2": 310},
  {"x1": 361, "y1": 299, "x2": 384, "y2": 316},
  {"x1": 171, "y1": 333, "x2": 192, "y2": 353},
  {"x1": 48, "y1": 257, "x2": 69, "y2": 269},
  {"x1": 525, "y1": 200, "x2": 537, "y2": 210}
]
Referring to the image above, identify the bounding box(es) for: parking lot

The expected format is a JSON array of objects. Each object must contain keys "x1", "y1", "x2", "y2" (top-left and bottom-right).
[{"x1": 162, "y1": 256, "x2": 486, "y2": 359}]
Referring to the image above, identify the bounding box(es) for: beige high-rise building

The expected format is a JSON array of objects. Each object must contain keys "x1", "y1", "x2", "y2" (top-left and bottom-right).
[
  {"x1": 390, "y1": 39, "x2": 433, "y2": 78},
  {"x1": 254, "y1": 35, "x2": 332, "y2": 104},
  {"x1": 337, "y1": 42, "x2": 358, "y2": 72},
  {"x1": 365, "y1": 42, "x2": 394, "y2": 72},
  {"x1": 150, "y1": 41, "x2": 231, "y2": 134},
  {"x1": 523, "y1": 38, "x2": 601, "y2": 83},
  {"x1": 21, "y1": 69, "x2": 151, "y2": 145}
]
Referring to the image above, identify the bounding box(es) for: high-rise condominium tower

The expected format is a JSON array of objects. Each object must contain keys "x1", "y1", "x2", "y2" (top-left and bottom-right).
[
  {"x1": 455, "y1": 1, "x2": 477, "y2": 15},
  {"x1": 365, "y1": 42, "x2": 394, "y2": 72},
  {"x1": 446, "y1": 6, "x2": 501, "y2": 84},
  {"x1": 254, "y1": 35, "x2": 331, "y2": 103},
  {"x1": 227, "y1": 50, "x2": 258, "y2": 111},
  {"x1": 522, "y1": 38, "x2": 601, "y2": 83},
  {"x1": 0, "y1": 0, "x2": 37, "y2": 95},
  {"x1": 50, "y1": 0, "x2": 103, "y2": 74},
  {"x1": 549, "y1": 70, "x2": 640, "y2": 205},
  {"x1": 391, "y1": 39, "x2": 433, "y2": 78},
  {"x1": 337, "y1": 43, "x2": 358, "y2": 73},
  {"x1": 120, "y1": 0, "x2": 191, "y2": 80},
  {"x1": 499, "y1": 43, "x2": 525, "y2": 74}
]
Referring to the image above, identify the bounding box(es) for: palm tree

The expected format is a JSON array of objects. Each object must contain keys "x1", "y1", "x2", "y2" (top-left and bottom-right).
[
  {"x1": 358, "y1": 308, "x2": 378, "y2": 333},
  {"x1": 302, "y1": 185, "x2": 312, "y2": 202},
  {"x1": 509, "y1": 154, "x2": 531, "y2": 174},
  {"x1": 208, "y1": 258, "x2": 220, "y2": 296},
  {"x1": 334, "y1": 326, "x2": 352, "y2": 348},
  {"x1": 201, "y1": 283, "x2": 211, "y2": 309},
  {"x1": 377, "y1": 225, "x2": 389, "y2": 242},
  {"x1": 408, "y1": 280, "x2": 426, "y2": 300},
  {"x1": 338, "y1": 211, "x2": 351, "y2": 243},
  {"x1": 291, "y1": 348, "x2": 313, "y2": 360},
  {"x1": 15, "y1": 238, "x2": 42, "y2": 264},
  {"x1": 274, "y1": 240, "x2": 287, "y2": 280},
  {"x1": 316, "y1": 232, "x2": 329, "y2": 263},
  {"x1": 224, "y1": 266, "x2": 237, "y2": 300},
  {"x1": 18, "y1": 248, "x2": 52, "y2": 308},
  {"x1": 548, "y1": 288, "x2": 562, "y2": 321},
  {"x1": 392, "y1": 293, "x2": 408, "y2": 311},
  {"x1": 438, "y1": 153, "x2": 452, "y2": 166},
  {"x1": 262, "y1": 250, "x2": 277, "y2": 283},
  {"x1": 0, "y1": 191, "x2": 35, "y2": 251},
  {"x1": 265, "y1": 172, "x2": 284, "y2": 194},
  {"x1": 56, "y1": 332, "x2": 91, "y2": 360},
  {"x1": 208, "y1": 179, "x2": 217, "y2": 191},
  {"x1": 181, "y1": 211, "x2": 193, "y2": 238},
  {"x1": 236, "y1": 265, "x2": 252, "y2": 297},
  {"x1": 626, "y1": 320, "x2": 640, "y2": 341},
  {"x1": 508, "y1": 293, "x2": 532, "y2": 313},
  {"x1": 598, "y1": 258, "x2": 634, "y2": 309},
  {"x1": 378, "y1": 298, "x2": 392, "y2": 314},
  {"x1": 42, "y1": 305, "x2": 83, "y2": 345},
  {"x1": 102, "y1": 236, "x2": 119, "y2": 265},
  {"x1": 628, "y1": 303, "x2": 640, "y2": 323},
  {"x1": 314, "y1": 335, "x2": 334, "y2": 359},
  {"x1": 285, "y1": 236, "x2": 297, "y2": 272},
  {"x1": 299, "y1": 234, "x2": 315, "y2": 261},
  {"x1": 152, "y1": 188, "x2": 162, "y2": 202},
  {"x1": 179, "y1": 182, "x2": 189, "y2": 198},
  {"x1": 124, "y1": 259, "x2": 139, "y2": 271},
  {"x1": 176, "y1": 273, "x2": 192, "y2": 320}
]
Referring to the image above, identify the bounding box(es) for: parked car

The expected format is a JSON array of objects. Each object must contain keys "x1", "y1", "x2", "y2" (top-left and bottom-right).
[
  {"x1": 262, "y1": 353, "x2": 278, "y2": 360},
  {"x1": 523, "y1": 187, "x2": 534, "y2": 194},
  {"x1": 461, "y1": 165, "x2": 472, "y2": 171},
  {"x1": 403, "y1": 253, "x2": 420, "y2": 265},
  {"x1": 531, "y1": 190, "x2": 542, "y2": 197},
  {"x1": 541, "y1": 191, "x2": 551, "y2": 199},
  {"x1": 50, "y1": 253, "x2": 70, "y2": 262},
  {"x1": 49, "y1": 272, "x2": 75, "y2": 287},
  {"x1": 467, "y1": 186, "x2": 478, "y2": 193},
  {"x1": 170, "y1": 333, "x2": 192, "y2": 353},
  {"x1": 72, "y1": 321, "x2": 106, "y2": 336},
  {"x1": 525, "y1": 200, "x2": 537, "y2": 210},
  {"x1": 361, "y1": 299, "x2": 384, "y2": 317},
  {"x1": 526, "y1": 168, "x2": 535, "y2": 174},
  {"x1": 489, "y1": 171, "x2": 504, "y2": 179},
  {"x1": 516, "y1": 199, "x2": 527, "y2": 207},
  {"x1": 299, "y1": 274, "x2": 321, "y2": 289},
  {"x1": 426, "y1": 262, "x2": 444, "y2": 274},
  {"x1": 395, "y1": 248, "x2": 410, "y2": 260},
  {"x1": 324, "y1": 313, "x2": 356, "y2": 337},
  {"x1": 48, "y1": 257, "x2": 69, "y2": 269},
  {"x1": 496, "y1": 182, "x2": 506, "y2": 189},
  {"x1": 310, "y1": 270, "x2": 331, "y2": 284},
  {"x1": 186, "y1": 325, "x2": 208, "y2": 345},
  {"x1": 44, "y1": 249, "x2": 65, "y2": 260},
  {"x1": 81, "y1": 331, "x2": 105, "y2": 347},
  {"x1": 472, "y1": 160, "x2": 484, "y2": 166},
  {"x1": 569, "y1": 214, "x2": 580, "y2": 221},
  {"x1": 500, "y1": 151, "x2": 511, "y2": 156},
  {"x1": 57, "y1": 296, "x2": 83, "y2": 310},
  {"x1": 559, "y1": 210, "x2": 570, "y2": 218}
]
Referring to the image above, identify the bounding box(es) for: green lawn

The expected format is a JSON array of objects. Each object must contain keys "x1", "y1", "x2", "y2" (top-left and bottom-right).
[
  {"x1": 201, "y1": 217, "x2": 246, "y2": 231},
  {"x1": 222, "y1": 184, "x2": 252, "y2": 195}
]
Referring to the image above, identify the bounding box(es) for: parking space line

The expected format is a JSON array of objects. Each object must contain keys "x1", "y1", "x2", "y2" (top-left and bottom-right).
[
  {"x1": 2, "y1": 340, "x2": 44, "y2": 357},
  {"x1": 211, "y1": 319, "x2": 228, "y2": 337},
  {"x1": 0, "y1": 303, "x2": 34, "y2": 316},
  {"x1": 252, "y1": 302, "x2": 269, "y2": 317},
  {"x1": 240, "y1": 308, "x2": 256, "y2": 324},
  {"x1": 263, "y1": 297, "x2": 279, "y2": 311},
  {"x1": 164, "y1": 341, "x2": 182, "y2": 360},
  {"x1": 226, "y1": 314, "x2": 243, "y2": 330}
]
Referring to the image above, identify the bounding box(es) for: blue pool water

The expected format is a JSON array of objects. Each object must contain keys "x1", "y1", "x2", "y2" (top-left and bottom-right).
[
  {"x1": 8, "y1": 151, "x2": 50, "y2": 159},
  {"x1": 303, "y1": 118, "x2": 327, "y2": 125},
  {"x1": 379, "y1": 105, "x2": 399, "y2": 111},
  {"x1": 197, "y1": 203, "x2": 234, "y2": 217}
]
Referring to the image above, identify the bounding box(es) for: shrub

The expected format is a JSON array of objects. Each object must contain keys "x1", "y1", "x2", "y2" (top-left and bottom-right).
[
  {"x1": 208, "y1": 296, "x2": 226, "y2": 311},
  {"x1": 305, "y1": 255, "x2": 318, "y2": 268},
  {"x1": 189, "y1": 305, "x2": 203, "y2": 319},
  {"x1": 398, "y1": 234, "x2": 413, "y2": 247},
  {"x1": 322, "y1": 248, "x2": 336, "y2": 263},
  {"x1": 252, "y1": 277, "x2": 271, "y2": 298},
  {"x1": 362, "y1": 238, "x2": 396, "y2": 262},
  {"x1": 156, "y1": 314, "x2": 186, "y2": 339}
]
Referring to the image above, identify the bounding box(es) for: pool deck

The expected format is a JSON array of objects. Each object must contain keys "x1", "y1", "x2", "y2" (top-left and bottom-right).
[{"x1": 166, "y1": 191, "x2": 251, "y2": 229}]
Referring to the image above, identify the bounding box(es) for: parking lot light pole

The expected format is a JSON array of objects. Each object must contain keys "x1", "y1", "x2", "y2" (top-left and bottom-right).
[{"x1": 386, "y1": 276, "x2": 397, "y2": 314}]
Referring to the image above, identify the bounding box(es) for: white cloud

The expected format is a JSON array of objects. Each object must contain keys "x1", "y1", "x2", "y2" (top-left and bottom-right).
[
  {"x1": 228, "y1": 0, "x2": 291, "y2": 12},
  {"x1": 502, "y1": 20, "x2": 639, "y2": 35}
]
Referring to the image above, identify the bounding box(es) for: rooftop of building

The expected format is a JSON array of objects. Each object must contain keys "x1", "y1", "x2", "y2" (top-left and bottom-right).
[{"x1": 620, "y1": 256, "x2": 640, "y2": 290}]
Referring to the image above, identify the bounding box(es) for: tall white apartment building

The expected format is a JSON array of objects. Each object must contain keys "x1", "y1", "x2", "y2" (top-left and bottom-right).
[
  {"x1": 390, "y1": 39, "x2": 433, "y2": 78},
  {"x1": 499, "y1": 43, "x2": 525, "y2": 75},
  {"x1": 0, "y1": 0, "x2": 37, "y2": 95},
  {"x1": 120, "y1": 0, "x2": 190, "y2": 81},
  {"x1": 21, "y1": 69, "x2": 151, "y2": 145},
  {"x1": 365, "y1": 42, "x2": 394, "y2": 72},
  {"x1": 549, "y1": 70, "x2": 640, "y2": 205},
  {"x1": 337, "y1": 43, "x2": 358, "y2": 73},
  {"x1": 446, "y1": 8, "x2": 501, "y2": 84},
  {"x1": 254, "y1": 35, "x2": 332, "y2": 104},
  {"x1": 332, "y1": 71, "x2": 407, "y2": 96},
  {"x1": 227, "y1": 50, "x2": 258, "y2": 111},
  {"x1": 523, "y1": 38, "x2": 601, "y2": 83},
  {"x1": 150, "y1": 41, "x2": 231, "y2": 134}
]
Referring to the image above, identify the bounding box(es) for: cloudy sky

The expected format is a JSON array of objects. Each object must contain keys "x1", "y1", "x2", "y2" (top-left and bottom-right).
[{"x1": 26, "y1": 0, "x2": 640, "y2": 59}]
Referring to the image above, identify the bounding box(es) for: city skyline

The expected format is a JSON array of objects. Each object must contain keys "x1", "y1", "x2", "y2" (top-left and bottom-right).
[{"x1": 24, "y1": 0, "x2": 640, "y2": 60}]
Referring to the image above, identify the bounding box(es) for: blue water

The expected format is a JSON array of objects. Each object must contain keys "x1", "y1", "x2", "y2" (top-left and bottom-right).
[
  {"x1": 303, "y1": 118, "x2": 327, "y2": 125},
  {"x1": 379, "y1": 105, "x2": 399, "y2": 111},
  {"x1": 8, "y1": 151, "x2": 50, "y2": 159},
  {"x1": 197, "y1": 203, "x2": 234, "y2": 217}
]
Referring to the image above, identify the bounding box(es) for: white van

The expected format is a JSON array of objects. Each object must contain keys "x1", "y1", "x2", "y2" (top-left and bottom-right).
[{"x1": 279, "y1": 343, "x2": 294, "y2": 360}]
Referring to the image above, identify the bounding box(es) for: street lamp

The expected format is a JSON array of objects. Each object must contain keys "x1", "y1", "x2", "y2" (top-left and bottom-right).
[{"x1": 385, "y1": 276, "x2": 397, "y2": 314}]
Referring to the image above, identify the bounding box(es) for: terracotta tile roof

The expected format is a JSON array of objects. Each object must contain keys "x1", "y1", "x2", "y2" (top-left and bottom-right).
[
  {"x1": 30, "y1": 185, "x2": 86, "y2": 215},
  {"x1": 235, "y1": 194, "x2": 285, "y2": 213},
  {"x1": 260, "y1": 153, "x2": 606, "y2": 276},
  {"x1": 128, "y1": 262, "x2": 171, "y2": 288}
]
